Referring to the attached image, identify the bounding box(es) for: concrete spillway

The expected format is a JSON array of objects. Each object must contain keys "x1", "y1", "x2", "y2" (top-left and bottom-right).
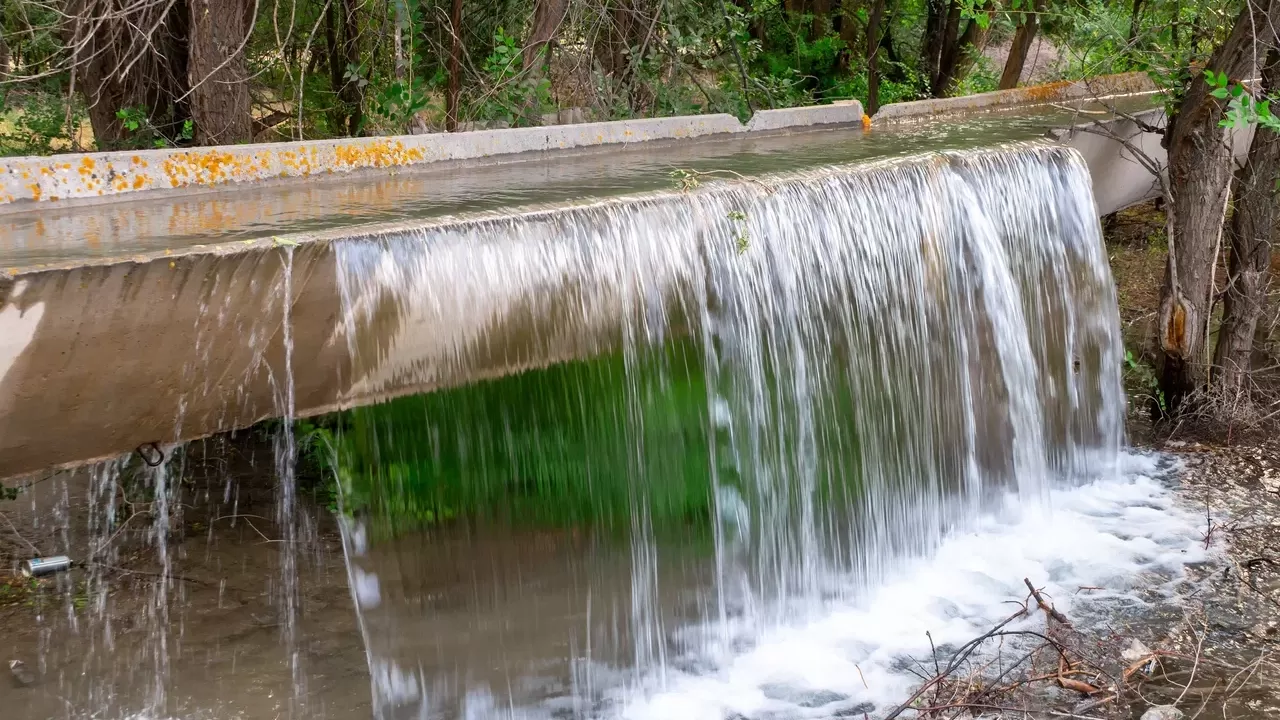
[{"x1": 0, "y1": 84, "x2": 1182, "y2": 478}]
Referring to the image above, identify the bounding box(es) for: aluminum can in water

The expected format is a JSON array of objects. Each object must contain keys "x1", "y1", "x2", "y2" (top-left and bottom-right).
[{"x1": 20, "y1": 556, "x2": 72, "y2": 577}]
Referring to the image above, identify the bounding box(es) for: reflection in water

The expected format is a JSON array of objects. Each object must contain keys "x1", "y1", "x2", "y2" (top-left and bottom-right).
[{"x1": 327, "y1": 144, "x2": 1128, "y2": 718}]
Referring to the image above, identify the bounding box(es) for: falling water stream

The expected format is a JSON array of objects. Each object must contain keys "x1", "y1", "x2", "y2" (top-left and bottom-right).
[{"x1": 0, "y1": 141, "x2": 1214, "y2": 719}]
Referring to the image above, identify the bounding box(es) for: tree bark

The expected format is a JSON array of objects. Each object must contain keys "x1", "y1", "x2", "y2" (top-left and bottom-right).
[
  {"x1": 1213, "y1": 48, "x2": 1280, "y2": 394},
  {"x1": 66, "y1": 0, "x2": 190, "y2": 148},
  {"x1": 865, "y1": 0, "x2": 886, "y2": 113},
  {"x1": 1128, "y1": 0, "x2": 1144, "y2": 44},
  {"x1": 339, "y1": 0, "x2": 363, "y2": 135},
  {"x1": 921, "y1": 0, "x2": 948, "y2": 91},
  {"x1": 445, "y1": 0, "x2": 461, "y2": 130},
  {"x1": 523, "y1": 0, "x2": 568, "y2": 72},
  {"x1": 998, "y1": 0, "x2": 1042, "y2": 89},
  {"x1": 932, "y1": 6, "x2": 990, "y2": 97},
  {"x1": 188, "y1": 0, "x2": 254, "y2": 144},
  {"x1": 1158, "y1": 0, "x2": 1280, "y2": 407},
  {"x1": 811, "y1": 0, "x2": 830, "y2": 39}
]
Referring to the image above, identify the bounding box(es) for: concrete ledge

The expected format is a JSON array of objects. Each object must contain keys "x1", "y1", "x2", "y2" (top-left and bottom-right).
[
  {"x1": 744, "y1": 102, "x2": 865, "y2": 132},
  {"x1": 875, "y1": 72, "x2": 1159, "y2": 123},
  {"x1": 0, "y1": 102, "x2": 867, "y2": 209}
]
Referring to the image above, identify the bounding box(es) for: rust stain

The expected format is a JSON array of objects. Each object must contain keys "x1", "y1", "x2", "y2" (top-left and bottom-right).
[{"x1": 1164, "y1": 302, "x2": 1188, "y2": 356}]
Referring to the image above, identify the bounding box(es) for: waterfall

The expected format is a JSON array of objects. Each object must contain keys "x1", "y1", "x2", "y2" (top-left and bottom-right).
[{"x1": 331, "y1": 142, "x2": 1127, "y2": 719}]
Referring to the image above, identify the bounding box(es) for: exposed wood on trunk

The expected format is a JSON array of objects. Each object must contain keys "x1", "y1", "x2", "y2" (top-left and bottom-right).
[
  {"x1": 523, "y1": 0, "x2": 568, "y2": 72},
  {"x1": 188, "y1": 0, "x2": 254, "y2": 144},
  {"x1": 865, "y1": 0, "x2": 887, "y2": 113},
  {"x1": 998, "y1": 0, "x2": 1042, "y2": 89},
  {"x1": 1158, "y1": 0, "x2": 1280, "y2": 406},
  {"x1": 1213, "y1": 48, "x2": 1280, "y2": 393}
]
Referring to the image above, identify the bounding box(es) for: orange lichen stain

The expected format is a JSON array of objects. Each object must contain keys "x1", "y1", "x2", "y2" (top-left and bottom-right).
[
  {"x1": 79, "y1": 157, "x2": 96, "y2": 175},
  {"x1": 133, "y1": 175, "x2": 146, "y2": 189},
  {"x1": 1021, "y1": 80, "x2": 1071, "y2": 103},
  {"x1": 113, "y1": 176, "x2": 130, "y2": 192},
  {"x1": 28, "y1": 184, "x2": 42, "y2": 202},
  {"x1": 332, "y1": 140, "x2": 425, "y2": 171},
  {"x1": 861, "y1": 114, "x2": 872, "y2": 130}
]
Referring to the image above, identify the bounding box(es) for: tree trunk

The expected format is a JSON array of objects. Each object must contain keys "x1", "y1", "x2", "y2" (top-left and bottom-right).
[
  {"x1": 837, "y1": 0, "x2": 861, "y2": 72},
  {"x1": 66, "y1": 0, "x2": 190, "y2": 148},
  {"x1": 188, "y1": 0, "x2": 254, "y2": 144},
  {"x1": 1213, "y1": 48, "x2": 1280, "y2": 394},
  {"x1": 1128, "y1": 0, "x2": 1144, "y2": 44},
  {"x1": 865, "y1": 0, "x2": 886, "y2": 113},
  {"x1": 1158, "y1": 0, "x2": 1280, "y2": 407},
  {"x1": 811, "y1": 0, "x2": 830, "y2": 39},
  {"x1": 445, "y1": 0, "x2": 461, "y2": 130},
  {"x1": 933, "y1": 7, "x2": 989, "y2": 97},
  {"x1": 921, "y1": 0, "x2": 948, "y2": 91},
  {"x1": 523, "y1": 0, "x2": 568, "y2": 72},
  {"x1": 339, "y1": 0, "x2": 363, "y2": 135},
  {"x1": 998, "y1": 0, "x2": 1041, "y2": 89}
]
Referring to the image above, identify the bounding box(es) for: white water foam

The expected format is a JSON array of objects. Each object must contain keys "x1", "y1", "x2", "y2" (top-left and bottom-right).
[{"x1": 612, "y1": 452, "x2": 1207, "y2": 720}]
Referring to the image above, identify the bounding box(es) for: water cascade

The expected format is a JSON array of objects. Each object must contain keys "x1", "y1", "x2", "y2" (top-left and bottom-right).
[
  {"x1": 328, "y1": 143, "x2": 1140, "y2": 719},
  {"x1": 1, "y1": 142, "x2": 1211, "y2": 720}
]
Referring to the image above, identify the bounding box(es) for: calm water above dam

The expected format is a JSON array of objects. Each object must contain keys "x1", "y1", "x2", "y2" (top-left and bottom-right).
[{"x1": 0, "y1": 131, "x2": 1214, "y2": 720}]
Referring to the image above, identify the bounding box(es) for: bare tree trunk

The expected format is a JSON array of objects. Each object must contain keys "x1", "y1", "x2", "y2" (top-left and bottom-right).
[
  {"x1": 188, "y1": 0, "x2": 254, "y2": 144},
  {"x1": 998, "y1": 0, "x2": 1041, "y2": 89},
  {"x1": 0, "y1": 24, "x2": 10, "y2": 79},
  {"x1": 1213, "y1": 48, "x2": 1280, "y2": 394},
  {"x1": 811, "y1": 0, "x2": 829, "y2": 39},
  {"x1": 66, "y1": 0, "x2": 190, "y2": 148},
  {"x1": 837, "y1": 0, "x2": 861, "y2": 72},
  {"x1": 921, "y1": 0, "x2": 948, "y2": 91},
  {"x1": 933, "y1": 5, "x2": 989, "y2": 97},
  {"x1": 445, "y1": 0, "x2": 461, "y2": 130},
  {"x1": 523, "y1": 0, "x2": 568, "y2": 72},
  {"x1": 1158, "y1": 0, "x2": 1280, "y2": 407},
  {"x1": 1128, "y1": 0, "x2": 1144, "y2": 44},
  {"x1": 865, "y1": 0, "x2": 886, "y2": 113},
  {"x1": 339, "y1": 0, "x2": 363, "y2": 134}
]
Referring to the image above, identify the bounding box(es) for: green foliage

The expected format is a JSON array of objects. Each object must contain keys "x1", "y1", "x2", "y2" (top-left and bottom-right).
[
  {"x1": 469, "y1": 27, "x2": 553, "y2": 126},
  {"x1": 1124, "y1": 349, "x2": 1167, "y2": 416},
  {"x1": 320, "y1": 340, "x2": 718, "y2": 538},
  {"x1": 114, "y1": 106, "x2": 194, "y2": 149},
  {"x1": 727, "y1": 209, "x2": 750, "y2": 253},
  {"x1": 0, "y1": 88, "x2": 84, "y2": 156}
]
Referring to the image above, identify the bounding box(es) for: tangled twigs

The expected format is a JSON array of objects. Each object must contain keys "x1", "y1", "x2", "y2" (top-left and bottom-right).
[
  {"x1": 1025, "y1": 577, "x2": 1072, "y2": 627},
  {"x1": 882, "y1": 607, "x2": 1029, "y2": 720}
]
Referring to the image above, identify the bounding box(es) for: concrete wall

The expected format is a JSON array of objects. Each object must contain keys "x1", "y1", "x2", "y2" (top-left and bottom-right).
[
  {"x1": 0, "y1": 70, "x2": 1157, "y2": 210},
  {"x1": 0, "y1": 103, "x2": 868, "y2": 209},
  {"x1": 875, "y1": 72, "x2": 1158, "y2": 123}
]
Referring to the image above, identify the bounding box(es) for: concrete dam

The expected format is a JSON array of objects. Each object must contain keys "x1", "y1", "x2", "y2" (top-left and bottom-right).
[{"x1": 0, "y1": 75, "x2": 1225, "y2": 720}]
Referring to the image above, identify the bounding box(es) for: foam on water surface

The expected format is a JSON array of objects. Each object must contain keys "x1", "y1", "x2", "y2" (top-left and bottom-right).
[{"x1": 614, "y1": 452, "x2": 1209, "y2": 719}]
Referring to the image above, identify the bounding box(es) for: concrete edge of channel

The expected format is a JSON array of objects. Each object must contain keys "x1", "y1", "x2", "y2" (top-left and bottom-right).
[
  {"x1": 0, "y1": 71, "x2": 1158, "y2": 210},
  {"x1": 1, "y1": 102, "x2": 870, "y2": 209},
  {"x1": 873, "y1": 72, "x2": 1159, "y2": 123}
]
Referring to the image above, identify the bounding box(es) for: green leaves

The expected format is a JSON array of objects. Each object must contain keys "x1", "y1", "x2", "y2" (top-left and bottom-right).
[{"x1": 1205, "y1": 69, "x2": 1280, "y2": 132}]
